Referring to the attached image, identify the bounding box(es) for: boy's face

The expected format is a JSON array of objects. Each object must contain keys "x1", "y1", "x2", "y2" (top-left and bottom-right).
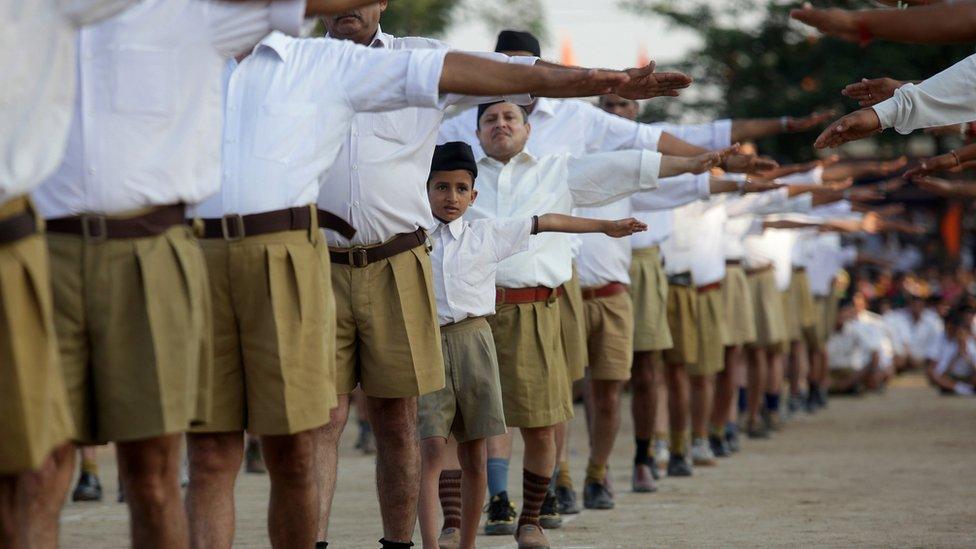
[{"x1": 427, "y1": 169, "x2": 477, "y2": 223}]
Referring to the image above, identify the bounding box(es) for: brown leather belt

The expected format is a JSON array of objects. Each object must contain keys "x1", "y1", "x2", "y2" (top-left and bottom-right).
[
  {"x1": 495, "y1": 285, "x2": 565, "y2": 305},
  {"x1": 667, "y1": 271, "x2": 693, "y2": 287},
  {"x1": 792, "y1": 266, "x2": 807, "y2": 273},
  {"x1": 725, "y1": 259, "x2": 743, "y2": 266},
  {"x1": 0, "y1": 201, "x2": 37, "y2": 245},
  {"x1": 329, "y1": 228, "x2": 426, "y2": 268},
  {"x1": 197, "y1": 206, "x2": 313, "y2": 240},
  {"x1": 47, "y1": 204, "x2": 185, "y2": 241},
  {"x1": 746, "y1": 264, "x2": 773, "y2": 276},
  {"x1": 317, "y1": 209, "x2": 356, "y2": 240},
  {"x1": 697, "y1": 281, "x2": 722, "y2": 293},
  {"x1": 581, "y1": 281, "x2": 628, "y2": 300}
]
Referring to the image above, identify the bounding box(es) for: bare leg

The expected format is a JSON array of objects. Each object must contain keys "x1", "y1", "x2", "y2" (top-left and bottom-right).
[
  {"x1": 665, "y1": 363, "x2": 690, "y2": 453},
  {"x1": 263, "y1": 426, "x2": 324, "y2": 548},
  {"x1": 711, "y1": 346, "x2": 740, "y2": 429},
  {"x1": 116, "y1": 434, "x2": 188, "y2": 549},
  {"x1": 588, "y1": 380, "x2": 624, "y2": 469},
  {"x1": 19, "y1": 442, "x2": 75, "y2": 549},
  {"x1": 367, "y1": 396, "x2": 421, "y2": 543},
  {"x1": 654, "y1": 362, "x2": 669, "y2": 437},
  {"x1": 418, "y1": 437, "x2": 447, "y2": 549},
  {"x1": 519, "y1": 427, "x2": 557, "y2": 478},
  {"x1": 689, "y1": 374, "x2": 714, "y2": 439},
  {"x1": 767, "y1": 350, "x2": 785, "y2": 396},
  {"x1": 186, "y1": 432, "x2": 244, "y2": 549},
  {"x1": 631, "y1": 352, "x2": 657, "y2": 440},
  {"x1": 746, "y1": 347, "x2": 767, "y2": 426},
  {"x1": 316, "y1": 394, "x2": 350, "y2": 542},
  {"x1": 456, "y1": 440, "x2": 486, "y2": 549}
]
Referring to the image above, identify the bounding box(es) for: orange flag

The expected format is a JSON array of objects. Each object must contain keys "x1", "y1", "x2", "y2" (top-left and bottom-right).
[
  {"x1": 941, "y1": 202, "x2": 963, "y2": 258},
  {"x1": 561, "y1": 35, "x2": 578, "y2": 66}
]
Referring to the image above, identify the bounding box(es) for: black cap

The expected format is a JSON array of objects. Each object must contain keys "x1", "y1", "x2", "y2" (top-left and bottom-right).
[
  {"x1": 431, "y1": 142, "x2": 478, "y2": 179},
  {"x1": 495, "y1": 30, "x2": 541, "y2": 57}
]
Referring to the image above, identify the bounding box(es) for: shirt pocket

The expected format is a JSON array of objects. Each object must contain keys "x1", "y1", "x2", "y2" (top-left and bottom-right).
[
  {"x1": 111, "y1": 46, "x2": 176, "y2": 116},
  {"x1": 459, "y1": 245, "x2": 494, "y2": 290},
  {"x1": 252, "y1": 102, "x2": 318, "y2": 164},
  {"x1": 360, "y1": 108, "x2": 421, "y2": 145}
]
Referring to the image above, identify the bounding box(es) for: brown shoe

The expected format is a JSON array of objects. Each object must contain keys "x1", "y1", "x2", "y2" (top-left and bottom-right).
[
  {"x1": 437, "y1": 527, "x2": 460, "y2": 549},
  {"x1": 515, "y1": 523, "x2": 550, "y2": 549}
]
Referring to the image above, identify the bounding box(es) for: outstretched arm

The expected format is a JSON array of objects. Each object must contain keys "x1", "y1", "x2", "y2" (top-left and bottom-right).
[
  {"x1": 730, "y1": 111, "x2": 835, "y2": 142},
  {"x1": 536, "y1": 214, "x2": 647, "y2": 238},
  {"x1": 304, "y1": 0, "x2": 389, "y2": 15},
  {"x1": 790, "y1": 2, "x2": 976, "y2": 44}
]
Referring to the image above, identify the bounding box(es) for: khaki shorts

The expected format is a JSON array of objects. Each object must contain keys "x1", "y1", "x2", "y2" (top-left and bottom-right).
[
  {"x1": 488, "y1": 299, "x2": 573, "y2": 428},
  {"x1": 629, "y1": 247, "x2": 673, "y2": 352},
  {"x1": 558, "y1": 265, "x2": 587, "y2": 382},
  {"x1": 722, "y1": 265, "x2": 756, "y2": 347},
  {"x1": 331, "y1": 243, "x2": 444, "y2": 398},
  {"x1": 747, "y1": 268, "x2": 788, "y2": 349},
  {"x1": 663, "y1": 282, "x2": 698, "y2": 365},
  {"x1": 0, "y1": 198, "x2": 74, "y2": 473},
  {"x1": 810, "y1": 296, "x2": 830, "y2": 347},
  {"x1": 418, "y1": 317, "x2": 506, "y2": 443},
  {"x1": 194, "y1": 229, "x2": 336, "y2": 436},
  {"x1": 583, "y1": 290, "x2": 634, "y2": 381},
  {"x1": 49, "y1": 224, "x2": 212, "y2": 444},
  {"x1": 689, "y1": 286, "x2": 727, "y2": 377}
]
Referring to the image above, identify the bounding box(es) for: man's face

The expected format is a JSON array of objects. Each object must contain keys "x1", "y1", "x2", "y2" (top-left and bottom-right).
[
  {"x1": 600, "y1": 94, "x2": 639, "y2": 121},
  {"x1": 428, "y1": 170, "x2": 477, "y2": 223},
  {"x1": 909, "y1": 298, "x2": 924, "y2": 316},
  {"x1": 323, "y1": 1, "x2": 387, "y2": 43},
  {"x1": 852, "y1": 293, "x2": 868, "y2": 314},
  {"x1": 477, "y1": 103, "x2": 531, "y2": 162},
  {"x1": 837, "y1": 305, "x2": 855, "y2": 329}
]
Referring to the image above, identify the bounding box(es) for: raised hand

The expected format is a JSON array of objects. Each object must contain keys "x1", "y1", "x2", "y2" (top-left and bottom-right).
[
  {"x1": 662, "y1": 144, "x2": 741, "y2": 176},
  {"x1": 613, "y1": 61, "x2": 693, "y2": 100},
  {"x1": 879, "y1": 155, "x2": 908, "y2": 175},
  {"x1": 814, "y1": 109, "x2": 882, "y2": 149},
  {"x1": 785, "y1": 110, "x2": 837, "y2": 132},
  {"x1": 790, "y1": 5, "x2": 859, "y2": 41},
  {"x1": 742, "y1": 180, "x2": 784, "y2": 194},
  {"x1": 912, "y1": 175, "x2": 959, "y2": 196},
  {"x1": 842, "y1": 77, "x2": 905, "y2": 107},
  {"x1": 545, "y1": 68, "x2": 632, "y2": 98},
  {"x1": 903, "y1": 152, "x2": 962, "y2": 179},
  {"x1": 602, "y1": 217, "x2": 648, "y2": 237},
  {"x1": 825, "y1": 177, "x2": 854, "y2": 192},
  {"x1": 861, "y1": 211, "x2": 883, "y2": 234}
]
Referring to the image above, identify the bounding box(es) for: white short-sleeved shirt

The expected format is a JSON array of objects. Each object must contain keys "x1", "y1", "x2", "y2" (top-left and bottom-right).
[
  {"x1": 33, "y1": 0, "x2": 306, "y2": 218},
  {"x1": 827, "y1": 321, "x2": 877, "y2": 371},
  {"x1": 933, "y1": 337, "x2": 976, "y2": 380},
  {"x1": 1, "y1": 0, "x2": 137, "y2": 202},
  {"x1": 662, "y1": 199, "x2": 727, "y2": 284},
  {"x1": 467, "y1": 149, "x2": 661, "y2": 289},
  {"x1": 195, "y1": 32, "x2": 449, "y2": 218},
  {"x1": 431, "y1": 217, "x2": 532, "y2": 326}
]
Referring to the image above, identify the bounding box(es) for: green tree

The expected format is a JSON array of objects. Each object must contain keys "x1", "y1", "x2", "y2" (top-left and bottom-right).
[{"x1": 623, "y1": 0, "x2": 971, "y2": 160}]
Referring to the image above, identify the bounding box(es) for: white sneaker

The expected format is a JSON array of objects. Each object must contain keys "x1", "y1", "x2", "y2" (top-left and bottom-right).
[
  {"x1": 691, "y1": 437, "x2": 716, "y2": 466},
  {"x1": 653, "y1": 439, "x2": 670, "y2": 469}
]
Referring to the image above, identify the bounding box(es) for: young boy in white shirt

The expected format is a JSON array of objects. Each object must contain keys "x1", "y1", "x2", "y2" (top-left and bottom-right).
[{"x1": 418, "y1": 142, "x2": 646, "y2": 549}]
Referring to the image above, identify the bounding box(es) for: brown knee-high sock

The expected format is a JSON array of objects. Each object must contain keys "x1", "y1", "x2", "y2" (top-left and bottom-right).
[
  {"x1": 518, "y1": 469, "x2": 551, "y2": 529},
  {"x1": 439, "y1": 469, "x2": 462, "y2": 531}
]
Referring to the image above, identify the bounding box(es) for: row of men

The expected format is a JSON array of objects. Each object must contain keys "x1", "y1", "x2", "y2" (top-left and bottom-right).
[{"x1": 2, "y1": 1, "x2": 970, "y2": 548}]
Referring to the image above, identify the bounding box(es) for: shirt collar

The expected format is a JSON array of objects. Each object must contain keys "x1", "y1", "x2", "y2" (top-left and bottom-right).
[
  {"x1": 479, "y1": 148, "x2": 537, "y2": 169},
  {"x1": 255, "y1": 31, "x2": 292, "y2": 62},
  {"x1": 435, "y1": 217, "x2": 466, "y2": 239}
]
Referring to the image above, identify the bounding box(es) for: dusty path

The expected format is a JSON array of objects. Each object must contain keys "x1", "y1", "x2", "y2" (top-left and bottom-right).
[{"x1": 61, "y1": 374, "x2": 976, "y2": 547}]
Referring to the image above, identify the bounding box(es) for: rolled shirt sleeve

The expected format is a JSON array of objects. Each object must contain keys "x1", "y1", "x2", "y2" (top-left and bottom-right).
[
  {"x1": 630, "y1": 173, "x2": 709, "y2": 212},
  {"x1": 441, "y1": 52, "x2": 537, "y2": 109},
  {"x1": 872, "y1": 54, "x2": 976, "y2": 134},
  {"x1": 584, "y1": 104, "x2": 663, "y2": 153},
  {"x1": 651, "y1": 119, "x2": 733, "y2": 150},
  {"x1": 341, "y1": 47, "x2": 449, "y2": 112},
  {"x1": 567, "y1": 149, "x2": 661, "y2": 207},
  {"x1": 725, "y1": 187, "x2": 790, "y2": 217}
]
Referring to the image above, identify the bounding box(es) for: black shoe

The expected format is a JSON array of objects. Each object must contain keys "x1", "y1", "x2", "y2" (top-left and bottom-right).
[
  {"x1": 72, "y1": 472, "x2": 103, "y2": 502},
  {"x1": 725, "y1": 428, "x2": 741, "y2": 453},
  {"x1": 709, "y1": 434, "x2": 730, "y2": 458},
  {"x1": 538, "y1": 490, "x2": 562, "y2": 529},
  {"x1": 804, "y1": 391, "x2": 819, "y2": 414},
  {"x1": 555, "y1": 485, "x2": 580, "y2": 515},
  {"x1": 787, "y1": 395, "x2": 803, "y2": 417},
  {"x1": 747, "y1": 422, "x2": 770, "y2": 439},
  {"x1": 582, "y1": 481, "x2": 615, "y2": 510},
  {"x1": 484, "y1": 491, "x2": 517, "y2": 536},
  {"x1": 667, "y1": 454, "x2": 692, "y2": 477},
  {"x1": 761, "y1": 408, "x2": 781, "y2": 432}
]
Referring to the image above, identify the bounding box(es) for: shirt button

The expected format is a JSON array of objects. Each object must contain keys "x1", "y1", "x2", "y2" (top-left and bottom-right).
[
  {"x1": 353, "y1": 201, "x2": 360, "y2": 207},
  {"x1": 352, "y1": 165, "x2": 359, "y2": 171},
  {"x1": 88, "y1": 167, "x2": 96, "y2": 175}
]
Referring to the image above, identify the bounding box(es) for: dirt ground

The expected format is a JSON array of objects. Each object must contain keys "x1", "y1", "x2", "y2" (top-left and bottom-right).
[{"x1": 61, "y1": 373, "x2": 976, "y2": 548}]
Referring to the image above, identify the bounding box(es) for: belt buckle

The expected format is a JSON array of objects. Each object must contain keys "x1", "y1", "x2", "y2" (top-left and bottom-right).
[
  {"x1": 80, "y1": 214, "x2": 107, "y2": 242},
  {"x1": 347, "y1": 246, "x2": 368, "y2": 268},
  {"x1": 221, "y1": 214, "x2": 245, "y2": 241}
]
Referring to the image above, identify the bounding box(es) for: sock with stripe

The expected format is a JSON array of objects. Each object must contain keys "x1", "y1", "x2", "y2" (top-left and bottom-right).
[
  {"x1": 517, "y1": 469, "x2": 551, "y2": 528},
  {"x1": 438, "y1": 469, "x2": 462, "y2": 531}
]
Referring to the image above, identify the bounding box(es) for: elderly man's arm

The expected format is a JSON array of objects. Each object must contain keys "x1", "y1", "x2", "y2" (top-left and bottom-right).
[{"x1": 790, "y1": 2, "x2": 976, "y2": 44}]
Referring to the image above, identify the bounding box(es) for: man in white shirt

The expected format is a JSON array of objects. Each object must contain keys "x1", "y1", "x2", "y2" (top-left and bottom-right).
[
  {"x1": 309, "y1": 5, "x2": 692, "y2": 547},
  {"x1": 901, "y1": 294, "x2": 946, "y2": 370},
  {"x1": 0, "y1": 2, "x2": 141, "y2": 545},
  {"x1": 469, "y1": 100, "x2": 726, "y2": 547},
  {"x1": 418, "y1": 142, "x2": 647, "y2": 549},
  {"x1": 930, "y1": 309, "x2": 976, "y2": 396},
  {"x1": 827, "y1": 298, "x2": 880, "y2": 394},
  {"x1": 26, "y1": 2, "x2": 386, "y2": 547}
]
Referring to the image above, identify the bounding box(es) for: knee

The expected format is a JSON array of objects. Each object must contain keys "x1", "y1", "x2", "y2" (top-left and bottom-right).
[
  {"x1": 264, "y1": 433, "x2": 316, "y2": 482},
  {"x1": 593, "y1": 391, "x2": 620, "y2": 416},
  {"x1": 188, "y1": 435, "x2": 241, "y2": 479},
  {"x1": 420, "y1": 439, "x2": 445, "y2": 467},
  {"x1": 369, "y1": 398, "x2": 417, "y2": 441},
  {"x1": 520, "y1": 427, "x2": 553, "y2": 448},
  {"x1": 322, "y1": 400, "x2": 351, "y2": 443}
]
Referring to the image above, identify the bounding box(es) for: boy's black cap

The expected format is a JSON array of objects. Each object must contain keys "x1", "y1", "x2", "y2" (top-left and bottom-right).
[
  {"x1": 495, "y1": 30, "x2": 541, "y2": 57},
  {"x1": 431, "y1": 142, "x2": 477, "y2": 178}
]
